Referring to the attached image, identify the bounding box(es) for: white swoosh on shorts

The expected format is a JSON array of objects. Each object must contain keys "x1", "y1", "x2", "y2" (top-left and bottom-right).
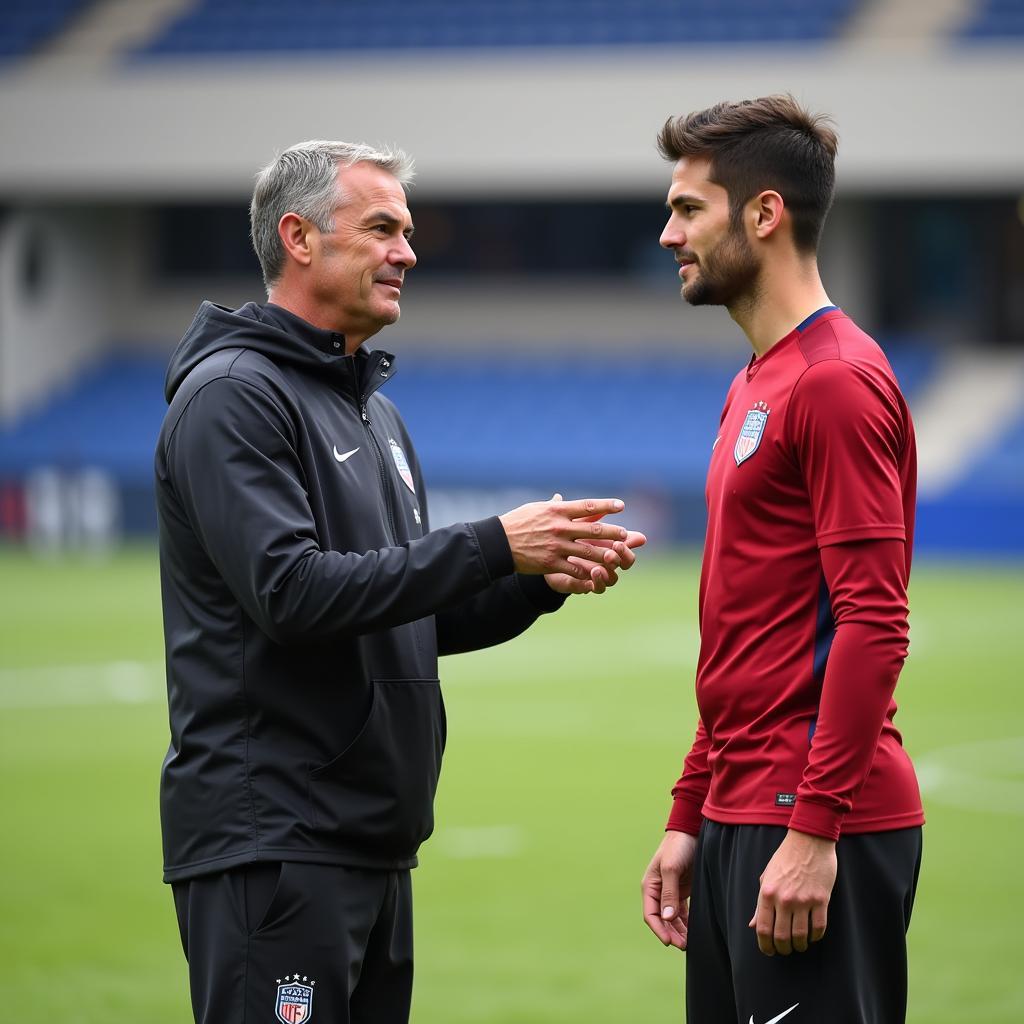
[{"x1": 750, "y1": 1003, "x2": 799, "y2": 1024}]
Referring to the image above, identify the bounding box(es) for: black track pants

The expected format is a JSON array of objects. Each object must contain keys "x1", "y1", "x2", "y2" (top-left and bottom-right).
[
  {"x1": 686, "y1": 822, "x2": 922, "y2": 1024},
  {"x1": 172, "y1": 861, "x2": 413, "y2": 1024}
]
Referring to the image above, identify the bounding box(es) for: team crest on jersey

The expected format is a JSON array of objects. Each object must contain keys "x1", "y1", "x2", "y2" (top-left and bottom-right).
[
  {"x1": 734, "y1": 403, "x2": 770, "y2": 465},
  {"x1": 388, "y1": 438, "x2": 416, "y2": 493},
  {"x1": 275, "y1": 976, "x2": 314, "y2": 1023}
]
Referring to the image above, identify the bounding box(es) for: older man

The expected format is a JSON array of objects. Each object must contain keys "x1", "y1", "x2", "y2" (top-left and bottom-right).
[{"x1": 156, "y1": 140, "x2": 643, "y2": 1024}]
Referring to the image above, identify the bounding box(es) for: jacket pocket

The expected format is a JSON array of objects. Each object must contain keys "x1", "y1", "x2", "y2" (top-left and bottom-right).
[{"x1": 307, "y1": 678, "x2": 445, "y2": 859}]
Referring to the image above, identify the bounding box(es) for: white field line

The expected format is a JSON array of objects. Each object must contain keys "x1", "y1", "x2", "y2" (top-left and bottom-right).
[{"x1": 0, "y1": 660, "x2": 164, "y2": 709}]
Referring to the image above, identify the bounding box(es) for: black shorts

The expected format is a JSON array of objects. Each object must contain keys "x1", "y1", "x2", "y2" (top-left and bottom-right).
[
  {"x1": 687, "y1": 821, "x2": 922, "y2": 1024},
  {"x1": 172, "y1": 861, "x2": 413, "y2": 1024}
]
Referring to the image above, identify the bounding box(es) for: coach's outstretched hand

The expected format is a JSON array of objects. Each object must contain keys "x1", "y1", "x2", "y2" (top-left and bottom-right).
[
  {"x1": 642, "y1": 831, "x2": 697, "y2": 951},
  {"x1": 499, "y1": 494, "x2": 646, "y2": 595}
]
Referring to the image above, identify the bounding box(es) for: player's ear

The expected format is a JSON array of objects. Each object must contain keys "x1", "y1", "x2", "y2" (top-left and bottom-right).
[
  {"x1": 751, "y1": 190, "x2": 785, "y2": 240},
  {"x1": 278, "y1": 212, "x2": 314, "y2": 269}
]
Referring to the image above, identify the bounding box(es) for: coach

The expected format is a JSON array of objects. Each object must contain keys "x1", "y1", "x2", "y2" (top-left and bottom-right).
[{"x1": 155, "y1": 140, "x2": 643, "y2": 1024}]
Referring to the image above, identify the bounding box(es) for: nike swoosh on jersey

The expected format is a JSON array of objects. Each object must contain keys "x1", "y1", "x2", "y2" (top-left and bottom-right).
[
  {"x1": 333, "y1": 446, "x2": 360, "y2": 463},
  {"x1": 750, "y1": 1003, "x2": 799, "y2": 1024}
]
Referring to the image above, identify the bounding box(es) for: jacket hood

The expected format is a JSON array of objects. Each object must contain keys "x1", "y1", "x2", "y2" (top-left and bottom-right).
[{"x1": 165, "y1": 301, "x2": 374, "y2": 402}]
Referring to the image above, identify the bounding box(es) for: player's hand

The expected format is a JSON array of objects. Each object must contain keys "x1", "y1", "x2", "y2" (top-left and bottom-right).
[
  {"x1": 748, "y1": 829, "x2": 837, "y2": 956},
  {"x1": 499, "y1": 494, "x2": 629, "y2": 582},
  {"x1": 642, "y1": 831, "x2": 697, "y2": 951}
]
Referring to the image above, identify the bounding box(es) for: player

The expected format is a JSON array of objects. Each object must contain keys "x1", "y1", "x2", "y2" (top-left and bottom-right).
[{"x1": 640, "y1": 96, "x2": 924, "y2": 1024}]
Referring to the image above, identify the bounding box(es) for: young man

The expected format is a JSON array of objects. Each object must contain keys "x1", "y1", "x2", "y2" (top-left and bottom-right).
[
  {"x1": 641, "y1": 97, "x2": 923, "y2": 1023},
  {"x1": 156, "y1": 140, "x2": 645, "y2": 1024}
]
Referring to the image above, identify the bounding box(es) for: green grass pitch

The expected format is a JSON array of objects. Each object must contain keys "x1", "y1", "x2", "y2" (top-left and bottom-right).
[{"x1": 1, "y1": 547, "x2": 1022, "y2": 1022}]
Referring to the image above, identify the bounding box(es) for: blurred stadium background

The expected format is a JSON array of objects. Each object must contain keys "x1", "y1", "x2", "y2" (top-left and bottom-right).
[{"x1": 0, "y1": 1, "x2": 1022, "y2": 1021}]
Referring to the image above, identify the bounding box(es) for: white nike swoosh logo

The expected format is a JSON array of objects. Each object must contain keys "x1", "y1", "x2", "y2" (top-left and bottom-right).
[
  {"x1": 712, "y1": 435, "x2": 722, "y2": 450},
  {"x1": 333, "y1": 446, "x2": 360, "y2": 463},
  {"x1": 750, "y1": 1003, "x2": 799, "y2": 1024}
]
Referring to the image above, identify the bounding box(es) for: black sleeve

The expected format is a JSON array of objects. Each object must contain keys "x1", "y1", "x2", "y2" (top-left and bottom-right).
[
  {"x1": 164, "y1": 376, "x2": 514, "y2": 644},
  {"x1": 435, "y1": 573, "x2": 567, "y2": 656},
  {"x1": 406, "y1": 473, "x2": 567, "y2": 657}
]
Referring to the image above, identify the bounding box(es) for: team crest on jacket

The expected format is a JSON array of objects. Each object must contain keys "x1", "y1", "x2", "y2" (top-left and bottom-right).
[
  {"x1": 275, "y1": 976, "x2": 314, "y2": 1023},
  {"x1": 734, "y1": 403, "x2": 770, "y2": 465},
  {"x1": 388, "y1": 438, "x2": 416, "y2": 493}
]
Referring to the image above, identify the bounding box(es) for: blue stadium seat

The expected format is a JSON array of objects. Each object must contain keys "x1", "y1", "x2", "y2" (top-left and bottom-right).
[
  {"x1": 960, "y1": 0, "x2": 1024, "y2": 40},
  {"x1": 0, "y1": 0, "x2": 90, "y2": 60},
  {"x1": 954, "y1": 409, "x2": 1024, "y2": 496},
  {"x1": 0, "y1": 338, "x2": 938, "y2": 494},
  {"x1": 135, "y1": 0, "x2": 861, "y2": 57}
]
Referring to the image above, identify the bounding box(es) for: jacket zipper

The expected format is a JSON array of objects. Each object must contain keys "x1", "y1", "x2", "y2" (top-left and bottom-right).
[{"x1": 356, "y1": 371, "x2": 399, "y2": 545}]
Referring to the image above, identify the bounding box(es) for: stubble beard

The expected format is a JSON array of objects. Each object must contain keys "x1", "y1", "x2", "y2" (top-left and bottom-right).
[{"x1": 682, "y1": 221, "x2": 762, "y2": 312}]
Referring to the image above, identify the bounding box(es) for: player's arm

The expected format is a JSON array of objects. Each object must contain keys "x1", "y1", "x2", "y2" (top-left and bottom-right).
[
  {"x1": 750, "y1": 539, "x2": 908, "y2": 955},
  {"x1": 642, "y1": 720, "x2": 711, "y2": 950},
  {"x1": 791, "y1": 538, "x2": 910, "y2": 834}
]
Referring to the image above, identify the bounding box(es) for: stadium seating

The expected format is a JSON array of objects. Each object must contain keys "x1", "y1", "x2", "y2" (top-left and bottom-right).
[
  {"x1": 956, "y1": 408, "x2": 1024, "y2": 496},
  {"x1": 0, "y1": 341, "x2": 938, "y2": 492},
  {"x1": 0, "y1": 355, "x2": 166, "y2": 481},
  {"x1": 136, "y1": 0, "x2": 859, "y2": 56},
  {"x1": 0, "y1": 0, "x2": 89, "y2": 59},
  {"x1": 960, "y1": 0, "x2": 1024, "y2": 40},
  {"x1": 5, "y1": 342, "x2": 1022, "y2": 553}
]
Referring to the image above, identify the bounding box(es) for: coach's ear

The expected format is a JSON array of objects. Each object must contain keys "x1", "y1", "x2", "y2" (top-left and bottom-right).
[
  {"x1": 278, "y1": 212, "x2": 314, "y2": 269},
  {"x1": 750, "y1": 190, "x2": 785, "y2": 241}
]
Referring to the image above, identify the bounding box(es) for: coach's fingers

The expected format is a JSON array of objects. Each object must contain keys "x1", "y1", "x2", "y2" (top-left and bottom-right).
[
  {"x1": 565, "y1": 557, "x2": 619, "y2": 590},
  {"x1": 549, "y1": 572, "x2": 595, "y2": 595},
  {"x1": 560, "y1": 497, "x2": 625, "y2": 521},
  {"x1": 612, "y1": 541, "x2": 636, "y2": 570},
  {"x1": 565, "y1": 540, "x2": 624, "y2": 566},
  {"x1": 810, "y1": 903, "x2": 828, "y2": 943},
  {"x1": 567, "y1": 521, "x2": 629, "y2": 543}
]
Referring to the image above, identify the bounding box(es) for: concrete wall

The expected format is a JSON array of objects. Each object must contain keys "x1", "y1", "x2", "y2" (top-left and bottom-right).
[
  {"x1": 1, "y1": 47, "x2": 1022, "y2": 200},
  {"x1": 0, "y1": 208, "x2": 113, "y2": 421}
]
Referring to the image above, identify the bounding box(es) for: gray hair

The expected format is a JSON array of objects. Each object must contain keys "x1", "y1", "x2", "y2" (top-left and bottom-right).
[{"x1": 250, "y1": 140, "x2": 415, "y2": 292}]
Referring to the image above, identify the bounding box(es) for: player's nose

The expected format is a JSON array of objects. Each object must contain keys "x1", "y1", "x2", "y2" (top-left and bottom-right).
[{"x1": 660, "y1": 218, "x2": 685, "y2": 250}]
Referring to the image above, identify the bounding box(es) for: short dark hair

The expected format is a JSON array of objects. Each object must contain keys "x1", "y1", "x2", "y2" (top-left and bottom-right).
[{"x1": 657, "y1": 94, "x2": 838, "y2": 253}]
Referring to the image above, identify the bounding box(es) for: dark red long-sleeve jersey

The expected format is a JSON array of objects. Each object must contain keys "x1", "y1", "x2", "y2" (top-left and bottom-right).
[{"x1": 667, "y1": 307, "x2": 924, "y2": 841}]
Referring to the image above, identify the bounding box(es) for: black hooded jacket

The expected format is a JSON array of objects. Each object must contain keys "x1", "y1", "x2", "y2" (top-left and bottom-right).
[{"x1": 156, "y1": 301, "x2": 563, "y2": 881}]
